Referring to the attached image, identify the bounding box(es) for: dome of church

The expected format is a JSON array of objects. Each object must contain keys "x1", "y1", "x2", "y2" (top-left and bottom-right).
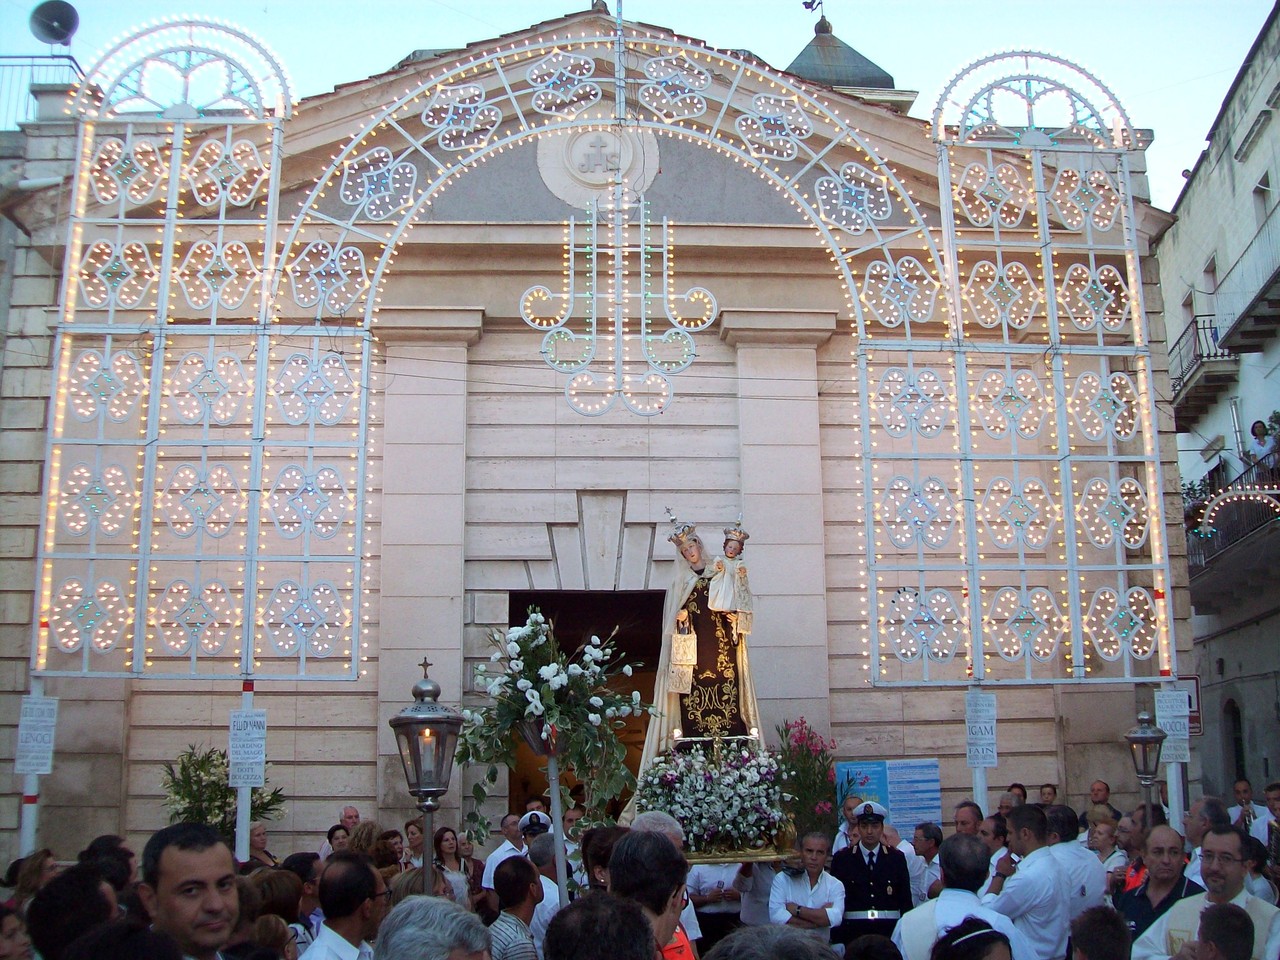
[{"x1": 785, "y1": 16, "x2": 895, "y2": 90}]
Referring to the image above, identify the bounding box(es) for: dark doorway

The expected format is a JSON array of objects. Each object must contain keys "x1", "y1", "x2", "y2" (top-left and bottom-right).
[
  {"x1": 1224, "y1": 698, "x2": 1246, "y2": 783},
  {"x1": 506, "y1": 590, "x2": 664, "y2": 817}
]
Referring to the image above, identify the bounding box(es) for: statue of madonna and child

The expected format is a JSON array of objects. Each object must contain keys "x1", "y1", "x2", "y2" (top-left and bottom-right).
[{"x1": 635, "y1": 511, "x2": 762, "y2": 774}]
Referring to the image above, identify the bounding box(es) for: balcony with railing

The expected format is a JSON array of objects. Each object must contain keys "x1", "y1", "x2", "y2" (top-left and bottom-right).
[
  {"x1": 1169, "y1": 315, "x2": 1239, "y2": 429},
  {"x1": 1217, "y1": 205, "x2": 1280, "y2": 352},
  {"x1": 0, "y1": 55, "x2": 82, "y2": 132},
  {"x1": 1186, "y1": 454, "x2": 1280, "y2": 611}
]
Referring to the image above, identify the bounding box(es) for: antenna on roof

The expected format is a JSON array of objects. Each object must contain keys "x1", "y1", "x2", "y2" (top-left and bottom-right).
[{"x1": 29, "y1": 0, "x2": 79, "y2": 46}]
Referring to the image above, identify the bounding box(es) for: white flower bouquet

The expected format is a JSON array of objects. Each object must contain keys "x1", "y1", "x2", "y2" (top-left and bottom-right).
[
  {"x1": 633, "y1": 740, "x2": 787, "y2": 853},
  {"x1": 457, "y1": 608, "x2": 653, "y2": 838}
]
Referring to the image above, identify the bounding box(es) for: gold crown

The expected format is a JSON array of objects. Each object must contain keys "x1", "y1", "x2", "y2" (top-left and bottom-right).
[
  {"x1": 666, "y1": 508, "x2": 698, "y2": 548},
  {"x1": 723, "y1": 514, "x2": 749, "y2": 544}
]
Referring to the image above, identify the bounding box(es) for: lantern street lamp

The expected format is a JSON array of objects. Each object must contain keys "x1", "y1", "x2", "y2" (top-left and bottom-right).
[
  {"x1": 1124, "y1": 711, "x2": 1167, "y2": 821},
  {"x1": 389, "y1": 658, "x2": 463, "y2": 844}
]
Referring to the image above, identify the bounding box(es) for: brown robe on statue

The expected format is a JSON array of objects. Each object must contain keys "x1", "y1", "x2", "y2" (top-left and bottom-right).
[{"x1": 680, "y1": 574, "x2": 747, "y2": 738}]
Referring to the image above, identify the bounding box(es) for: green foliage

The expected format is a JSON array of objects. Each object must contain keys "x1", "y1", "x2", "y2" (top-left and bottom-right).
[
  {"x1": 775, "y1": 717, "x2": 837, "y2": 843},
  {"x1": 455, "y1": 609, "x2": 652, "y2": 841},
  {"x1": 160, "y1": 744, "x2": 285, "y2": 842}
]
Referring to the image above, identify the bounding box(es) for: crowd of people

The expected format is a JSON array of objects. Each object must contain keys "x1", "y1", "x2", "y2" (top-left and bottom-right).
[{"x1": 0, "y1": 777, "x2": 1278, "y2": 960}]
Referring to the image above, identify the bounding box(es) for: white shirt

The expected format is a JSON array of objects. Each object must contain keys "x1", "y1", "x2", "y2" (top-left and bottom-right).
[
  {"x1": 1249, "y1": 815, "x2": 1273, "y2": 847},
  {"x1": 834, "y1": 821, "x2": 855, "y2": 854},
  {"x1": 1229, "y1": 802, "x2": 1270, "y2": 826},
  {"x1": 680, "y1": 898, "x2": 702, "y2": 940},
  {"x1": 530, "y1": 875, "x2": 561, "y2": 959},
  {"x1": 769, "y1": 869, "x2": 845, "y2": 929},
  {"x1": 1100, "y1": 847, "x2": 1127, "y2": 876},
  {"x1": 1132, "y1": 889, "x2": 1280, "y2": 960},
  {"x1": 482, "y1": 839, "x2": 528, "y2": 890},
  {"x1": 983, "y1": 845, "x2": 1071, "y2": 960},
  {"x1": 897, "y1": 838, "x2": 929, "y2": 906},
  {"x1": 306, "y1": 923, "x2": 373, "y2": 960},
  {"x1": 1048, "y1": 840, "x2": 1106, "y2": 919},
  {"x1": 688, "y1": 862, "x2": 750, "y2": 915},
  {"x1": 1184, "y1": 848, "x2": 1203, "y2": 889},
  {"x1": 892, "y1": 888, "x2": 1038, "y2": 960},
  {"x1": 1245, "y1": 872, "x2": 1279, "y2": 906},
  {"x1": 740, "y1": 862, "x2": 779, "y2": 926},
  {"x1": 922, "y1": 855, "x2": 942, "y2": 896},
  {"x1": 984, "y1": 845, "x2": 1009, "y2": 896}
]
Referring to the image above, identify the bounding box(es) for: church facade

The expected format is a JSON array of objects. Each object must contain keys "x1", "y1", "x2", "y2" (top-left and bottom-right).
[{"x1": 0, "y1": 8, "x2": 1192, "y2": 858}]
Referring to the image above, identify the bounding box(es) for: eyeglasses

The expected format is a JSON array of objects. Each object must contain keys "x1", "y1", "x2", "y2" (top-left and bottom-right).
[
  {"x1": 1200, "y1": 853, "x2": 1242, "y2": 866},
  {"x1": 372, "y1": 888, "x2": 393, "y2": 901}
]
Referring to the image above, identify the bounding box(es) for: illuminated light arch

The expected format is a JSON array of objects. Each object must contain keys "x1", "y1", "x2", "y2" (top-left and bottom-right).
[
  {"x1": 30, "y1": 12, "x2": 1177, "y2": 688},
  {"x1": 931, "y1": 51, "x2": 1135, "y2": 148},
  {"x1": 271, "y1": 28, "x2": 943, "y2": 344},
  {"x1": 71, "y1": 19, "x2": 294, "y2": 120},
  {"x1": 1197, "y1": 488, "x2": 1280, "y2": 533}
]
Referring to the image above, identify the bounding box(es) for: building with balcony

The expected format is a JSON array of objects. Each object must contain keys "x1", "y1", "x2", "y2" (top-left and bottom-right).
[{"x1": 1155, "y1": 3, "x2": 1280, "y2": 796}]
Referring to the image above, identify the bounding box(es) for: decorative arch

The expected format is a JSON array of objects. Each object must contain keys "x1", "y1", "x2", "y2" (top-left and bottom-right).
[
  {"x1": 272, "y1": 24, "x2": 942, "y2": 343},
  {"x1": 31, "y1": 11, "x2": 1177, "y2": 688}
]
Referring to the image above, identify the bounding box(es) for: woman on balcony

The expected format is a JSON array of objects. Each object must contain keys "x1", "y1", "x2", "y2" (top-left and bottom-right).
[{"x1": 1248, "y1": 419, "x2": 1277, "y2": 475}]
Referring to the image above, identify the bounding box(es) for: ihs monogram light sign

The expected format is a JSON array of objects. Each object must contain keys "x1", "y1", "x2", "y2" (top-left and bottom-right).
[{"x1": 519, "y1": 185, "x2": 717, "y2": 417}]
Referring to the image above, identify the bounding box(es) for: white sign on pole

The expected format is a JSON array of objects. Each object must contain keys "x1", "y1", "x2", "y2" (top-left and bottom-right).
[
  {"x1": 228, "y1": 709, "x2": 267, "y2": 788},
  {"x1": 1155, "y1": 690, "x2": 1191, "y2": 765},
  {"x1": 15, "y1": 696, "x2": 58, "y2": 775},
  {"x1": 965, "y1": 691, "x2": 998, "y2": 768}
]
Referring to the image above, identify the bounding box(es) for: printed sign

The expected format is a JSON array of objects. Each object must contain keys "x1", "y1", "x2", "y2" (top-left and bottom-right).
[
  {"x1": 15, "y1": 696, "x2": 58, "y2": 775},
  {"x1": 228, "y1": 709, "x2": 267, "y2": 788},
  {"x1": 1172, "y1": 676, "x2": 1202, "y2": 736},
  {"x1": 835, "y1": 758, "x2": 942, "y2": 832},
  {"x1": 965, "y1": 692, "x2": 998, "y2": 768},
  {"x1": 1155, "y1": 690, "x2": 1191, "y2": 764}
]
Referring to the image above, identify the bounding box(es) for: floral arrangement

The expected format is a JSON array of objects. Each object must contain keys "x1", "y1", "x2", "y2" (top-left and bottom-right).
[
  {"x1": 633, "y1": 740, "x2": 786, "y2": 853},
  {"x1": 457, "y1": 608, "x2": 653, "y2": 839},
  {"x1": 776, "y1": 717, "x2": 837, "y2": 842},
  {"x1": 161, "y1": 744, "x2": 285, "y2": 841}
]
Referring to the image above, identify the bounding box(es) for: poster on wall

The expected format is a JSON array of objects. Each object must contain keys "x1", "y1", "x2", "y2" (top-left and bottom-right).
[{"x1": 834, "y1": 758, "x2": 942, "y2": 831}]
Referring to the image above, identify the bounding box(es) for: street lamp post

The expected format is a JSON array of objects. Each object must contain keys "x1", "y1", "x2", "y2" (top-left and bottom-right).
[
  {"x1": 1124, "y1": 711, "x2": 1167, "y2": 823},
  {"x1": 389, "y1": 658, "x2": 463, "y2": 845}
]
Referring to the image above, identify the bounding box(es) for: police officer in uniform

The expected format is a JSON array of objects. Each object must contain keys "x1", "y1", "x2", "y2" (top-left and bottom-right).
[{"x1": 831, "y1": 801, "x2": 914, "y2": 948}]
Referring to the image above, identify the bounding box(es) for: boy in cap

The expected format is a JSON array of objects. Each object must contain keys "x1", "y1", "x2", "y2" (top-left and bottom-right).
[{"x1": 831, "y1": 801, "x2": 914, "y2": 947}]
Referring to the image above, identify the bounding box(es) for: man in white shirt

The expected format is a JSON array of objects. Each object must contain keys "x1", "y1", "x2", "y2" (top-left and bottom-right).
[
  {"x1": 687, "y1": 860, "x2": 750, "y2": 949},
  {"x1": 884, "y1": 824, "x2": 930, "y2": 907},
  {"x1": 913, "y1": 822, "x2": 943, "y2": 900},
  {"x1": 1184, "y1": 798, "x2": 1232, "y2": 889},
  {"x1": 979, "y1": 815, "x2": 1010, "y2": 890},
  {"x1": 738, "y1": 861, "x2": 779, "y2": 927},
  {"x1": 769, "y1": 831, "x2": 844, "y2": 944},
  {"x1": 893, "y1": 834, "x2": 1036, "y2": 960},
  {"x1": 954, "y1": 801, "x2": 984, "y2": 837},
  {"x1": 483, "y1": 813, "x2": 531, "y2": 893},
  {"x1": 1228, "y1": 780, "x2": 1270, "y2": 842},
  {"x1": 1133, "y1": 825, "x2": 1280, "y2": 960},
  {"x1": 527, "y1": 834, "x2": 562, "y2": 959},
  {"x1": 1046, "y1": 806, "x2": 1105, "y2": 920},
  {"x1": 833, "y1": 793, "x2": 864, "y2": 854},
  {"x1": 983, "y1": 803, "x2": 1071, "y2": 960},
  {"x1": 307, "y1": 851, "x2": 389, "y2": 960}
]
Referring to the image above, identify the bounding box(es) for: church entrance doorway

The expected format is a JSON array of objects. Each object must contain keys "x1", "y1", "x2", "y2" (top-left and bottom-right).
[{"x1": 506, "y1": 589, "x2": 663, "y2": 818}]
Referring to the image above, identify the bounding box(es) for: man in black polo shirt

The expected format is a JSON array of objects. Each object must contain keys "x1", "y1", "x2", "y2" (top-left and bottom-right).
[{"x1": 1115, "y1": 824, "x2": 1202, "y2": 937}]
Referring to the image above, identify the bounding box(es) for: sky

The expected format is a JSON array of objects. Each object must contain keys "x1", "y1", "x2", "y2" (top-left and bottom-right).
[{"x1": 0, "y1": 0, "x2": 1273, "y2": 210}]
